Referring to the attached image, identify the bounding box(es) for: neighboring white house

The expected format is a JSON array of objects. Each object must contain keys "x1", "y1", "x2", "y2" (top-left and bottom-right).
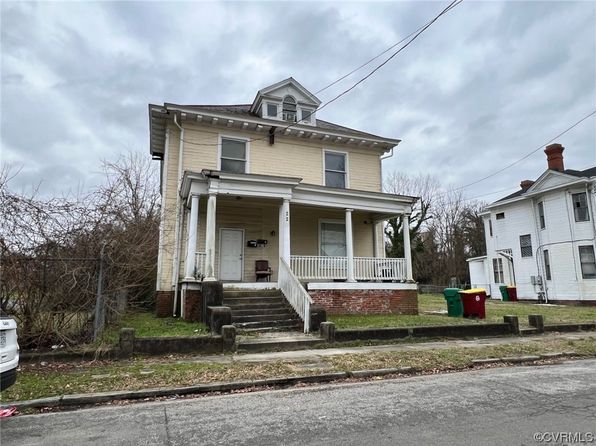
[
  {"x1": 149, "y1": 78, "x2": 419, "y2": 329},
  {"x1": 468, "y1": 143, "x2": 596, "y2": 304}
]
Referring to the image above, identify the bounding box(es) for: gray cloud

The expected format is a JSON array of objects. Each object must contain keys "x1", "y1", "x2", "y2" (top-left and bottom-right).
[{"x1": 1, "y1": 0, "x2": 594, "y2": 202}]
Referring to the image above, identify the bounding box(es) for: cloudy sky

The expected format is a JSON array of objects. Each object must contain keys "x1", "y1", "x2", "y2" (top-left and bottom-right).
[{"x1": 1, "y1": 0, "x2": 595, "y2": 202}]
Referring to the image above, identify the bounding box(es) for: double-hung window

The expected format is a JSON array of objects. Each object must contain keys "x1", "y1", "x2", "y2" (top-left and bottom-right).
[
  {"x1": 579, "y1": 246, "x2": 596, "y2": 279},
  {"x1": 572, "y1": 192, "x2": 590, "y2": 222},
  {"x1": 520, "y1": 234, "x2": 532, "y2": 258},
  {"x1": 324, "y1": 151, "x2": 347, "y2": 188},
  {"x1": 220, "y1": 137, "x2": 247, "y2": 174},
  {"x1": 543, "y1": 250, "x2": 552, "y2": 281},
  {"x1": 538, "y1": 202, "x2": 545, "y2": 229},
  {"x1": 320, "y1": 221, "x2": 346, "y2": 257},
  {"x1": 492, "y1": 258, "x2": 504, "y2": 283}
]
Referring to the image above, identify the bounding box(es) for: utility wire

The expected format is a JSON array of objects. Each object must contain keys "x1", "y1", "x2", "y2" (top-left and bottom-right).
[
  {"x1": 171, "y1": 0, "x2": 463, "y2": 148},
  {"x1": 453, "y1": 109, "x2": 596, "y2": 191}
]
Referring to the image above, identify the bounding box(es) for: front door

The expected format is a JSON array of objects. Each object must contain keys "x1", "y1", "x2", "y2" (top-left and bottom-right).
[{"x1": 219, "y1": 229, "x2": 244, "y2": 281}]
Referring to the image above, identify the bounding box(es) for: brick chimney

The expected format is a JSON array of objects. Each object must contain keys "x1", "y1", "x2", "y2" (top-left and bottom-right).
[
  {"x1": 520, "y1": 180, "x2": 534, "y2": 190},
  {"x1": 544, "y1": 143, "x2": 565, "y2": 171}
]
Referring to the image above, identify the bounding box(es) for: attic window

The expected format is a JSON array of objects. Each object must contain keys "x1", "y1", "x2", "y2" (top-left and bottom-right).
[
  {"x1": 301, "y1": 109, "x2": 312, "y2": 123},
  {"x1": 496, "y1": 212, "x2": 505, "y2": 220},
  {"x1": 267, "y1": 103, "x2": 278, "y2": 118},
  {"x1": 282, "y1": 96, "x2": 297, "y2": 122}
]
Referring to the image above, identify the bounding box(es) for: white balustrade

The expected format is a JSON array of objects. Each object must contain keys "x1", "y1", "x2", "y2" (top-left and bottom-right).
[
  {"x1": 194, "y1": 252, "x2": 207, "y2": 278},
  {"x1": 278, "y1": 257, "x2": 312, "y2": 333},
  {"x1": 290, "y1": 255, "x2": 407, "y2": 281}
]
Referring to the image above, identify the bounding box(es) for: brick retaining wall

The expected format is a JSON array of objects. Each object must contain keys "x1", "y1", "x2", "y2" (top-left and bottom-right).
[{"x1": 308, "y1": 289, "x2": 418, "y2": 315}]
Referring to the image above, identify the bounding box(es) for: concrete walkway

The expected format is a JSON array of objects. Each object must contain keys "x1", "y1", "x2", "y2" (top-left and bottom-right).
[{"x1": 181, "y1": 331, "x2": 596, "y2": 365}]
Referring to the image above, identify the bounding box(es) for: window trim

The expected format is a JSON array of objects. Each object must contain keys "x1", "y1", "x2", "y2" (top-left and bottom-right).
[
  {"x1": 300, "y1": 107, "x2": 314, "y2": 124},
  {"x1": 578, "y1": 245, "x2": 596, "y2": 279},
  {"x1": 265, "y1": 102, "x2": 279, "y2": 119},
  {"x1": 323, "y1": 149, "x2": 349, "y2": 189},
  {"x1": 318, "y1": 218, "x2": 346, "y2": 257},
  {"x1": 571, "y1": 192, "x2": 590, "y2": 222},
  {"x1": 217, "y1": 134, "x2": 250, "y2": 174},
  {"x1": 519, "y1": 234, "x2": 533, "y2": 258},
  {"x1": 538, "y1": 201, "x2": 546, "y2": 229},
  {"x1": 492, "y1": 258, "x2": 504, "y2": 283},
  {"x1": 495, "y1": 212, "x2": 505, "y2": 220},
  {"x1": 282, "y1": 95, "x2": 297, "y2": 122}
]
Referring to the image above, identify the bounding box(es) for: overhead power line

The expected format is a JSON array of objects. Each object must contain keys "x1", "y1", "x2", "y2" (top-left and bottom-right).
[
  {"x1": 172, "y1": 0, "x2": 463, "y2": 148},
  {"x1": 453, "y1": 109, "x2": 596, "y2": 191}
]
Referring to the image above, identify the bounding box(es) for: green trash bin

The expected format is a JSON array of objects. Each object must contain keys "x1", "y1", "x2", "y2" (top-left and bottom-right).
[
  {"x1": 499, "y1": 285, "x2": 509, "y2": 301},
  {"x1": 443, "y1": 288, "x2": 463, "y2": 317}
]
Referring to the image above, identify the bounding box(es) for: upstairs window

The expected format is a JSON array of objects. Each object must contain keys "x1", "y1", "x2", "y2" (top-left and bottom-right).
[
  {"x1": 266, "y1": 103, "x2": 278, "y2": 118},
  {"x1": 220, "y1": 137, "x2": 247, "y2": 174},
  {"x1": 488, "y1": 219, "x2": 493, "y2": 237},
  {"x1": 324, "y1": 151, "x2": 347, "y2": 188},
  {"x1": 301, "y1": 108, "x2": 313, "y2": 124},
  {"x1": 538, "y1": 202, "x2": 545, "y2": 229},
  {"x1": 572, "y1": 192, "x2": 590, "y2": 222},
  {"x1": 496, "y1": 212, "x2": 505, "y2": 220},
  {"x1": 520, "y1": 234, "x2": 532, "y2": 257},
  {"x1": 579, "y1": 246, "x2": 596, "y2": 279},
  {"x1": 282, "y1": 96, "x2": 297, "y2": 122}
]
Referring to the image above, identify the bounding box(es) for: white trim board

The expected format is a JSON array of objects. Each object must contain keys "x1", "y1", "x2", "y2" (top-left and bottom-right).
[
  {"x1": 306, "y1": 282, "x2": 418, "y2": 290},
  {"x1": 223, "y1": 282, "x2": 279, "y2": 290}
]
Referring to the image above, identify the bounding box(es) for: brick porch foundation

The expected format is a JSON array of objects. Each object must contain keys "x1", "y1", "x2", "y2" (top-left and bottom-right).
[
  {"x1": 156, "y1": 291, "x2": 174, "y2": 318},
  {"x1": 308, "y1": 289, "x2": 419, "y2": 315},
  {"x1": 183, "y1": 288, "x2": 203, "y2": 322}
]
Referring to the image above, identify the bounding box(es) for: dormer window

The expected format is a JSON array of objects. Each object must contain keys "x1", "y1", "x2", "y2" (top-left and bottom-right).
[
  {"x1": 266, "y1": 103, "x2": 278, "y2": 118},
  {"x1": 282, "y1": 96, "x2": 297, "y2": 122},
  {"x1": 301, "y1": 108, "x2": 313, "y2": 124}
]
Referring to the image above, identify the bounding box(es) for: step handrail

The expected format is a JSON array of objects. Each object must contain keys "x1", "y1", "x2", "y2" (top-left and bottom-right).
[{"x1": 278, "y1": 256, "x2": 312, "y2": 333}]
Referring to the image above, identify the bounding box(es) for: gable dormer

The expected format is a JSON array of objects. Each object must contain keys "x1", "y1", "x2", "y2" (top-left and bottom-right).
[{"x1": 250, "y1": 78, "x2": 321, "y2": 126}]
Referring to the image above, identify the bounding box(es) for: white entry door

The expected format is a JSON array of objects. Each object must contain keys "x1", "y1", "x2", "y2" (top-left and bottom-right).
[{"x1": 219, "y1": 229, "x2": 244, "y2": 281}]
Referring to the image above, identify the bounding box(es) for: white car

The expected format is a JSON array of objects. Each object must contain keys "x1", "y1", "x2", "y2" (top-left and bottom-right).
[{"x1": 0, "y1": 315, "x2": 19, "y2": 391}]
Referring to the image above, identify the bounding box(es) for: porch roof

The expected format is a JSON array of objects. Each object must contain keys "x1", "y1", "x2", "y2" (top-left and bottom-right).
[{"x1": 180, "y1": 170, "x2": 416, "y2": 217}]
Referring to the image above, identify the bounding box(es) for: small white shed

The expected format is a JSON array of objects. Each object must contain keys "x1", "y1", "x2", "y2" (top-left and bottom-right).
[{"x1": 466, "y1": 256, "x2": 492, "y2": 297}]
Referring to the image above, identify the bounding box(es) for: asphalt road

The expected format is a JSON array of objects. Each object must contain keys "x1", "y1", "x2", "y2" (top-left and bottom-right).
[{"x1": 2, "y1": 359, "x2": 595, "y2": 446}]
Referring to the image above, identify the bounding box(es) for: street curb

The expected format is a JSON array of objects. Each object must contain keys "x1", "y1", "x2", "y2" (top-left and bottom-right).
[{"x1": 7, "y1": 352, "x2": 586, "y2": 412}]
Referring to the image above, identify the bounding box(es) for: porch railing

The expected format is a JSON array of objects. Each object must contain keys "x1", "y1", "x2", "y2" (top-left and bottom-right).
[
  {"x1": 278, "y1": 257, "x2": 312, "y2": 333},
  {"x1": 194, "y1": 251, "x2": 207, "y2": 278},
  {"x1": 290, "y1": 255, "x2": 407, "y2": 281}
]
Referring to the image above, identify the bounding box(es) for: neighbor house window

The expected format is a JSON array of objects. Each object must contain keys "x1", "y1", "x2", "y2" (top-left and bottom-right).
[
  {"x1": 320, "y1": 221, "x2": 346, "y2": 256},
  {"x1": 267, "y1": 103, "x2": 278, "y2": 118},
  {"x1": 579, "y1": 245, "x2": 596, "y2": 279},
  {"x1": 301, "y1": 108, "x2": 312, "y2": 123},
  {"x1": 488, "y1": 219, "x2": 493, "y2": 237},
  {"x1": 282, "y1": 96, "x2": 297, "y2": 122},
  {"x1": 572, "y1": 192, "x2": 590, "y2": 222},
  {"x1": 324, "y1": 151, "x2": 347, "y2": 188},
  {"x1": 543, "y1": 250, "x2": 552, "y2": 281},
  {"x1": 220, "y1": 137, "x2": 247, "y2": 173},
  {"x1": 492, "y1": 258, "x2": 504, "y2": 283},
  {"x1": 538, "y1": 202, "x2": 545, "y2": 229},
  {"x1": 496, "y1": 212, "x2": 505, "y2": 220},
  {"x1": 520, "y1": 234, "x2": 532, "y2": 258}
]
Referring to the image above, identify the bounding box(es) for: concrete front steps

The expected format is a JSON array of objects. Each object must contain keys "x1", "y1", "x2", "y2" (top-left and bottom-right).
[{"x1": 223, "y1": 289, "x2": 303, "y2": 333}]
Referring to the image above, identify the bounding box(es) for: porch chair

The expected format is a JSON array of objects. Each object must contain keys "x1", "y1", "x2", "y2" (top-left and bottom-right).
[{"x1": 255, "y1": 260, "x2": 273, "y2": 282}]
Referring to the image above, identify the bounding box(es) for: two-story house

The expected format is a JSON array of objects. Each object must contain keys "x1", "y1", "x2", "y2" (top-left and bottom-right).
[
  {"x1": 148, "y1": 78, "x2": 418, "y2": 331},
  {"x1": 467, "y1": 143, "x2": 596, "y2": 304}
]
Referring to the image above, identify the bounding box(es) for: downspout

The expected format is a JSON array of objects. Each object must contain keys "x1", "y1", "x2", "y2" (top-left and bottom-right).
[
  {"x1": 171, "y1": 113, "x2": 185, "y2": 316},
  {"x1": 530, "y1": 198, "x2": 547, "y2": 301}
]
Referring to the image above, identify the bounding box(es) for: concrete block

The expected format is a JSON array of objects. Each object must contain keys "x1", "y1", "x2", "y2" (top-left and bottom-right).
[
  {"x1": 503, "y1": 315, "x2": 520, "y2": 335},
  {"x1": 320, "y1": 321, "x2": 336, "y2": 343},
  {"x1": 201, "y1": 281, "x2": 224, "y2": 323},
  {"x1": 208, "y1": 306, "x2": 232, "y2": 334},
  {"x1": 310, "y1": 306, "x2": 327, "y2": 332},
  {"x1": 221, "y1": 325, "x2": 236, "y2": 351},
  {"x1": 528, "y1": 314, "x2": 544, "y2": 333},
  {"x1": 119, "y1": 328, "x2": 135, "y2": 358}
]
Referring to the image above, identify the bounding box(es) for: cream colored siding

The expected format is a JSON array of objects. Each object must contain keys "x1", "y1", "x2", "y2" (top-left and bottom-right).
[{"x1": 156, "y1": 122, "x2": 387, "y2": 289}]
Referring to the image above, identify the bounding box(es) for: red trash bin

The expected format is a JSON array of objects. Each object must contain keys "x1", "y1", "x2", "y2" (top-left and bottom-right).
[
  {"x1": 459, "y1": 289, "x2": 487, "y2": 319},
  {"x1": 506, "y1": 286, "x2": 518, "y2": 301}
]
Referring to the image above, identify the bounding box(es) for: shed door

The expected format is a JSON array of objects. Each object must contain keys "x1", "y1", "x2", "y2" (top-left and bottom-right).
[{"x1": 220, "y1": 229, "x2": 243, "y2": 281}]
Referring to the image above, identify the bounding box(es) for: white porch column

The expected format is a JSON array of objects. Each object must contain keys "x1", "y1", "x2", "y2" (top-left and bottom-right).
[
  {"x1": 403, "y1": 213, "x2": 413, "y2": 281},
  {"x1": 279, "y1": 199, "x2": 291, "y2": 264},
  {"x1": 204, "y1": 193, "x2": 217, "y2": 281},
  {"x1": 345, "y1": 208, "x2": 355, "y2": 282},
  {"x1": 184, "y1": 195, "x2": 200, "y2": 280}
]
